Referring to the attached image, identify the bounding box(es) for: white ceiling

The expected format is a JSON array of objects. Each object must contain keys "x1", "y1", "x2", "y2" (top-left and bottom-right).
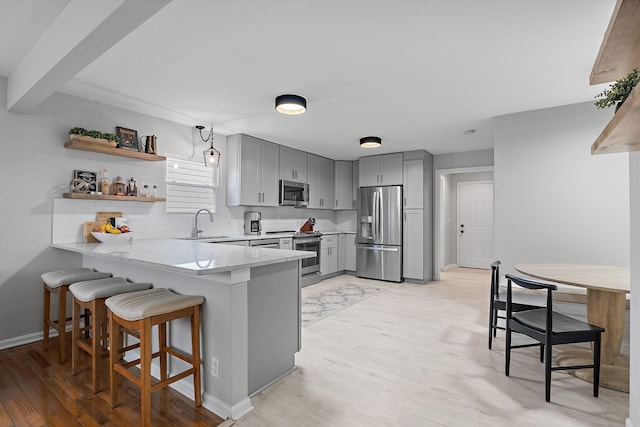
[{"x1": 0, "y1": 0, "x2": 616, "y2": 160}]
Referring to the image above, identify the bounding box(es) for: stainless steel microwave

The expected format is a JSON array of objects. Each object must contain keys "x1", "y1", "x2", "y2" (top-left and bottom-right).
[{"x1": 279, "y1": 180, "x2": 309, "y2": 207}]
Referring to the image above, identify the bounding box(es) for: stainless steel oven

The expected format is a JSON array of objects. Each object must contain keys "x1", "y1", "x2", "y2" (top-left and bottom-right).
[{"x1": 294, "y1": 233, "x2": 321, "y2": 286}]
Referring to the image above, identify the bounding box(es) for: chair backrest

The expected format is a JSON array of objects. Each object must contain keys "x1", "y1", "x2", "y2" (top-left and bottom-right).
[
  {"x1": 490, "y1": 261, "x2": 500, "y2": 300},
  {"x1": 505, "y1": 274, "x2": 556, "y2": 332}
]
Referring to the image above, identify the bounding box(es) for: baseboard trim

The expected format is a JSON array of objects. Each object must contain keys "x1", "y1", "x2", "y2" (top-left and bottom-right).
[
  {"x1": 442, "y1": 264, "x2": 458, "y2": 271},
  {"x1": 122, "y1": 348, "x2": 253, "y2": 420},
  {"x1": 249, "y1": 366, "x2": 297, "y2": 398},
  {"x1": 0, "y1": 331, "x2": 44, "y2": 351}
]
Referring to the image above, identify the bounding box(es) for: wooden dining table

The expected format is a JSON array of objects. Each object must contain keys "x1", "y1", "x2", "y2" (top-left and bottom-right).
[{"x1": 514, "y1": 263, "x2": 630, "y2": 392}]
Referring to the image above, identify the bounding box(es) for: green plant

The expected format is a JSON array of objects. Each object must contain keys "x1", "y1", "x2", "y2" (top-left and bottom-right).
[
  {"x1": 102, "y1": 133, "x2": 119, "y2": 143},
  {"x1": 69, "y1": 127, "x2": 88, "y2": 135},
  {"x1": 68, "y1": 127, "x2": 119, "y2": 142},
  {"x1": 594, "y1": 68, "x2": 640, "y2": 109}
]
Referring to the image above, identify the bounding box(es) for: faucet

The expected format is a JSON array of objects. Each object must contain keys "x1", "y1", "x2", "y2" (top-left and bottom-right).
[{"x1": 192, "y1": 208, "x2": 214, "y2": 238}]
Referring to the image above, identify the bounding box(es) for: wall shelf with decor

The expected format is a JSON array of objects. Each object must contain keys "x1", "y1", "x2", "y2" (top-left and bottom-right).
[
  {"x1": 65, "y1": 140, "x2": 166, "y2": 161},
  {"x1": 590, "y1": 0, "x2": 640, "y2": 154},
  {"x1": 63, "y1": 193, "x2": 165, "y2": 202}
]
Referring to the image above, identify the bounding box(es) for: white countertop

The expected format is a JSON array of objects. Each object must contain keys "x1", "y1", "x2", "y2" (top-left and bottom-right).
[
  {"x1": 190, "y1": 230, "x2": 356, "y2": 242},
  {"x1": 53, "y1": 239, "x2": 316, "y2": 275}
]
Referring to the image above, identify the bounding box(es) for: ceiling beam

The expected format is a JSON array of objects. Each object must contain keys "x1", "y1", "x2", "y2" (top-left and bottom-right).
[{"x1": 7, "y1": 0, "x2": 172, "y2": 113}]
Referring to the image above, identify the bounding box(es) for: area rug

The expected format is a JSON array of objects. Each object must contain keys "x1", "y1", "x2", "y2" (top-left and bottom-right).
[{"x1": 301, "y1": 283, "x2": 386, "y2": 327}]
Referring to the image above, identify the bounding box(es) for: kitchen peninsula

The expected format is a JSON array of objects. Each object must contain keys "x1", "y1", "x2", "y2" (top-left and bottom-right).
[{"x1": 52, "y1": 238, "x2": 315, "y2": 420}]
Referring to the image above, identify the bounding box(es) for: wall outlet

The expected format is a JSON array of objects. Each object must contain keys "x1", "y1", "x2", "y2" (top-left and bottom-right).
[{"x1": 211, "y1": 356, "x2": 219, "y2": 377}]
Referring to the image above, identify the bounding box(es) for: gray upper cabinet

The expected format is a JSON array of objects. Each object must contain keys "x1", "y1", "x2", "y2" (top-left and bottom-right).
[
  {"x1": 403, "y1": 159, "x2": 424, "y2": 209},
  {"x1": 279, "y1": 146, "x2": 308, "y2": 183},
  {"x1": 227, "y1": 134, "x2": 279, "y2": 206},
  {"x1": 352, "y1": 160, "x2": 359, "y2": 209},
  {"x1": 359, "y1": 153, "x2": 403, "y2": 187},
  {"x1": 334, "y1": 160, "x2": 353, "y2": 210},
  {"x1": 307, "y1": 154, "x2": 334, "y2": 209}
]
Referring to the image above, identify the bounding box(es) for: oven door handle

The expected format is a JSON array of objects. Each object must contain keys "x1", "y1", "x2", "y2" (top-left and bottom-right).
[{"x1": 294, "y1": 238, "x2": 321, "y2": 245}]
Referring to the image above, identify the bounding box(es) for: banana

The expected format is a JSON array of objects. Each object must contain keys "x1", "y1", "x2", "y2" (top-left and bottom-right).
[{"x1": 105, "y1": 222, "x2": 122, "y2": 234}]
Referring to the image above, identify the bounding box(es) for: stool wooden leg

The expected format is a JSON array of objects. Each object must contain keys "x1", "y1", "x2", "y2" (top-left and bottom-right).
[
  {"x1": 192, "y1": 305, "x2": 202, "y2": 407},
  {"x1": 141, "y1": 318, "x2": 153, "y2": 427},
  {"x1": 43, "y1": 284, "x2": 50, "y2": 351},
  {"x1": 72, "y1": 297, "x2": 81, "y2": 375},
  {"x1": 159, "y1": 322, "x2": 167, "y2": 381},
  {"x1": 91, "y1": 299, "x2": 102, "y2": 393},
  {"x1": 109, "y1": 312, "x2": 120, "y2": 408},
  {"x1": 57, "y1": 286, "x2": 68, "y2": 364}
]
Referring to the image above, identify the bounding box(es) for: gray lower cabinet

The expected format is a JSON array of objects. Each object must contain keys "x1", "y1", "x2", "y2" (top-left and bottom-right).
[
  {"x1": 345, "y1": 234, "x2": 356, "y2": 271},
  {"x1": 320, "y1": 234, "x2": 338, "y2": 275},
  {"x1": 279, "y1": 237, "x2": 293, "y2": 250},
  {"x1": 403, "y1": 209, "x2": 424, "y2": 280}
]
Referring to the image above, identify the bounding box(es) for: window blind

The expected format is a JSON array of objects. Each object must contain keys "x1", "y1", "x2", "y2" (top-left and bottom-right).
[{"x1": 165, "y1": 157, "x2": 217, "y2": 213}]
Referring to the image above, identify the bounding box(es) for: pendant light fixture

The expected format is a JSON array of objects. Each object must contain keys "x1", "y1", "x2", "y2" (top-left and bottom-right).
[
  {"x1": 275, "y1": 94, "x2": 307, "y2": 115},
  {"x1": 196, "y1": 125, "x2": 221, "y2": 167},
  {"x1": 360, "y1": 136, "x2": 382, "y2": 148}
]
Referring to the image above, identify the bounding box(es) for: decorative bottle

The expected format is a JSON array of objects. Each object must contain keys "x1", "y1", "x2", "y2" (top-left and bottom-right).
[
  {"x1": 101, "y1": 168, "x2": 110, "y2": 195},
  {"x1": 127, "y1": 177, "x2": 138, "y2": 196},
  {"x1": 114, "y1": 176, "x2": 125, "y2": 196}
]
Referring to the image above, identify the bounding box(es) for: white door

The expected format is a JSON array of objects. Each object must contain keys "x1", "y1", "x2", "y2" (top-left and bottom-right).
[{"x1": 457, "y1": 181, "x2": 494, "y2": 269}]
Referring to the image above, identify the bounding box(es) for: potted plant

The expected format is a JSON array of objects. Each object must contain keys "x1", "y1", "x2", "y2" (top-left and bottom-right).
[
  {"x1": 69, "y1": 127, "x2": 118, "y2": 147},
  {"x1": 594, "y1": 68, "x2": 640, "y2": 111}
]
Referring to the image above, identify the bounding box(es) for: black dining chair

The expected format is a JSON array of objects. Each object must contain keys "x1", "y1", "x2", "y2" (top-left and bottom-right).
[
  {"x1": 504, "y1": 274, "x2": 605, "y2": 402},
  {"x1": 488, "y1": 261, "x2": 541, "y2": 349}
]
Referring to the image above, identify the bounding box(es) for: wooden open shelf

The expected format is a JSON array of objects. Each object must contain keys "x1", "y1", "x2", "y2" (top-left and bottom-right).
[
  {"x1": 592, "y1": 87, "x2": 640, "y2": 154},
  {"x1": 590, "y1": 0, "x2": 640, "y2": 154},
  {"x1": 590, "y1": 0, "x2": 640, "y2": 85},
  {"x1": 65, "y1": 140, "x2": 166, "y2": 161},
  {"x1": 63, "y1": 193, "x2": 165, "y2": 202}
]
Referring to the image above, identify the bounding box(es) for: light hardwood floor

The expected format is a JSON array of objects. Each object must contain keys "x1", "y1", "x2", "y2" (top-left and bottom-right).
[{"x1": 234, "y1": 268, "x2": 629, "y2": 427}]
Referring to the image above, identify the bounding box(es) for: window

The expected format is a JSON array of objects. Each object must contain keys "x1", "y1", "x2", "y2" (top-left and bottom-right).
[{"x1": 165, "y1": 157, "x2": 218, "y2": 213}]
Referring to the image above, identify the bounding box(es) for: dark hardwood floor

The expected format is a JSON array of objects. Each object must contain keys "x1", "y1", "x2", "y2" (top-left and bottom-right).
[{"x1": 0, "y1": 335, "x2": 225, "y2": 426}]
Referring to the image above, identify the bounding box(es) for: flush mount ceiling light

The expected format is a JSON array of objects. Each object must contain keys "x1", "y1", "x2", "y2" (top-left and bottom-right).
[
  {"x1": 196, "y1": 125, "x2": 221, "y2": 167},
  {"x1": 275, "y1": 94, "x2": 307, "y2": 115},
  {"x1": 359, "y1": 136, "x2": 382, "y2": 148}
]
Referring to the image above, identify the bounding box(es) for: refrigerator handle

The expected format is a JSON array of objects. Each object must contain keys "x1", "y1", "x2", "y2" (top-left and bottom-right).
[
  {"x1": 372, "y1": 191, "x2": 377, "y2": 240},
  {"x1": 374, "y1": 191, "x2": 380, "y2": 240}
]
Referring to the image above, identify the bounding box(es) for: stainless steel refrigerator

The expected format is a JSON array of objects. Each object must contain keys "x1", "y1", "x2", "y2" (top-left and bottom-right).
[{"x1": 356, "y1": 185, "x2": 403, "y2": 282}]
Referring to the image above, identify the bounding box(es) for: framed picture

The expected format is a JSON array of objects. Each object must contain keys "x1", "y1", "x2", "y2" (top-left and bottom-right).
[
  {"x1": 116, "y1": 126, "x2": 139, "y2": 151},
  {"x1": 72, "y1": 169, "x2": 97, "y2": 192}
]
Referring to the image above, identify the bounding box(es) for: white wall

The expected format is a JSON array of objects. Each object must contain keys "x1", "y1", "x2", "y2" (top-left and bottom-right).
[
  {"x1": 494, "y1": 101, "x2": 629, "y2": 275},
  {"x1": 434, "y1": 149, "x2": 494, "y2": 171},
  {"x1": 0, "y1": 80, "x2": 347, "y2": 347},
  {"x1": 628, "y1": 152, "x2": 640, "y2": 427}
]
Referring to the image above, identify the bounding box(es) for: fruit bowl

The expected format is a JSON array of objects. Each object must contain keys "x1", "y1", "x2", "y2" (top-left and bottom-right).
[{"x1": 91, "y1": 231, "x2": 133, "y2": 243}]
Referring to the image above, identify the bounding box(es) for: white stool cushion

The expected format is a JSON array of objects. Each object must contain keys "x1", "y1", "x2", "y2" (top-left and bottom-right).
[
  {"x1": 42, "y1": 268, "x2": 112, "y2": 288},
  {"x1": 69, "y1": 277, "x2": 153, "y2": 302},
  {"x1": 106, "y1": 288, "x2": 204, "y2": 321}
]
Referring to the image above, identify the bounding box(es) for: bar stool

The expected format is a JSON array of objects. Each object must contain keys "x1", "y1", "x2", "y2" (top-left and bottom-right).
[
  {"x1": 106, "y1": 288, "x2": 204, "y2": 427},
  {"x1": 69, "y1": 277, "x2": 153, "y2": 392},
  {"x1": 42, "y1": 268, "x2": 112, "y2": 363}
]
